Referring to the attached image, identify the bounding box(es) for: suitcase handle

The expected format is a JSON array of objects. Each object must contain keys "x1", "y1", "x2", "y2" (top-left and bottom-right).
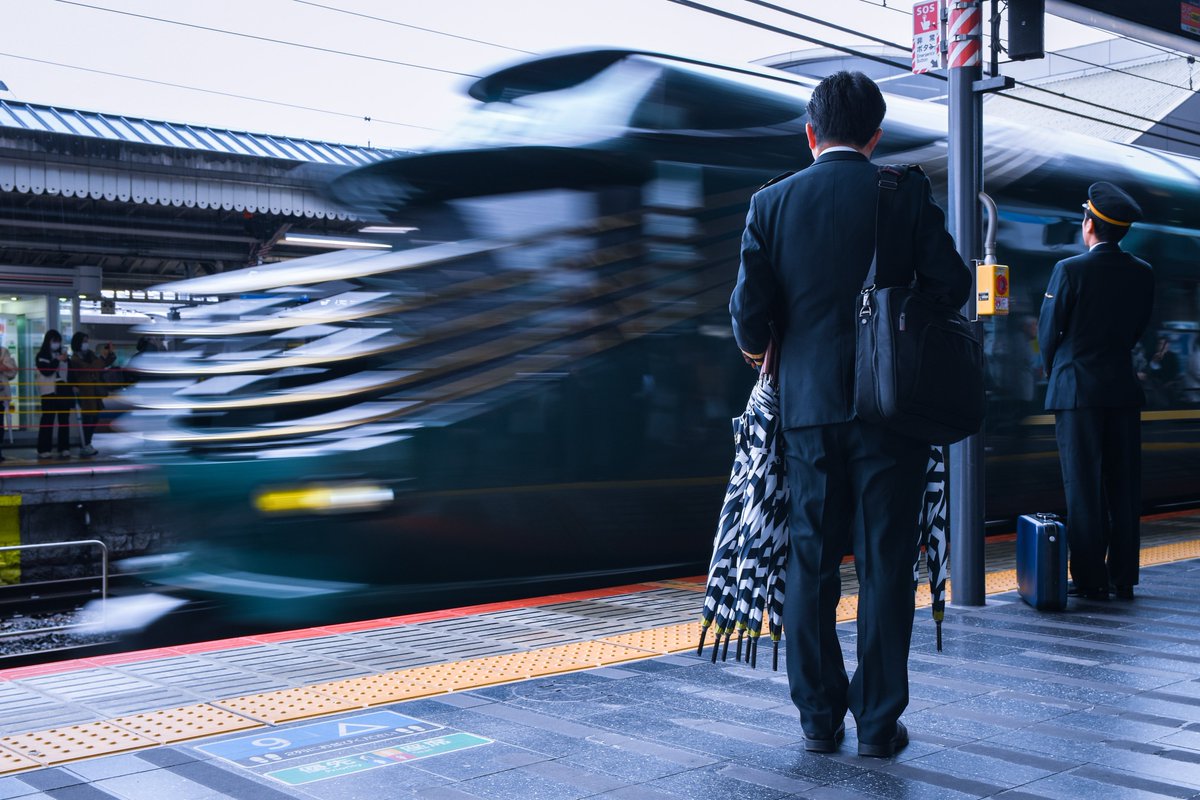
[{"x1": 1033, "y1": 512, "x2": 1060, "y2": 522}]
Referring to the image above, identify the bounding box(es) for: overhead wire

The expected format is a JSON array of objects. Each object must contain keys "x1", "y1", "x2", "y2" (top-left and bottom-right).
[
  {"x1": 1033, "y1": 50, "x2": 1195, "y2": 92},
  {"x1": 0, "y1": 51, "x2": 436, "y2": 130},
  {"x1": 673, "y1": 0, "x2": 1200, "y2": 149},
  {"x1": 55, "y1": 0, "x2": 482, "y2": 79},
  {"x1": 292, "y1": 1, "x2": 536, "y2": 55}
]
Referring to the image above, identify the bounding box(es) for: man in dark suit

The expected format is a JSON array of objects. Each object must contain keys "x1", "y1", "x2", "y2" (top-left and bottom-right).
[
  {"x1": 1039, "y1": 182, "x2": 1154, "y2": 601},
  {"x1": 729, "y1": 72, "x2": 970, "y2": 758}
]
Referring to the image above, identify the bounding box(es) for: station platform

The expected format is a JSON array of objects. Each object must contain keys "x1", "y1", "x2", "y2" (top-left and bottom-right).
[{"x1": 0, "y1": 513, "x2": 1199, "y2": 799}]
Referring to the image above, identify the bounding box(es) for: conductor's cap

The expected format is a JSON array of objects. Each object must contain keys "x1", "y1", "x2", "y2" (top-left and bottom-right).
[{"x1": 1083, "y1": 182, "x2": 1142, "y2": 227}]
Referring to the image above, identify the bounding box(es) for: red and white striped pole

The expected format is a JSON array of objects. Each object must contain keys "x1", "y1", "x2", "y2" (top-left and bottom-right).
[
  {"x1": 947, "y1": 0, "x2": 987, "y2": 607},
  {"x1": 947, "y1": 1, "x2": 983, "y2": 68}
]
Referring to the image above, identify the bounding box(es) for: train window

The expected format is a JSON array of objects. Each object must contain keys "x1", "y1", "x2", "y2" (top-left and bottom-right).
[{"x1": 629, "y1": 66, "x2": 805, "y2": 131}]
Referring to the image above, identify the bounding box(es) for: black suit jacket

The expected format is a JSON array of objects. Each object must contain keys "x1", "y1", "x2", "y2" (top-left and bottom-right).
[
  {"x1": 1038, "y1": 242, "x2": 1155, "y2": 409},
  {"x1": 729, "y1": 150, "x2": 971, "y2": 430}
]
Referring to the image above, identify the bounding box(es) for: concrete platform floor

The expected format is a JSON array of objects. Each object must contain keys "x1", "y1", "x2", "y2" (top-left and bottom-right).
[{"x1": 6, "y1": 555, "x2": 1200, "y2": 798}]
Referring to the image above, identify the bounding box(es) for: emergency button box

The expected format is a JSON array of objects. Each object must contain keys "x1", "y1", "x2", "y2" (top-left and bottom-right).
[{"x1": 976, "y1": 263, "x2": 1009, "y2": 316}]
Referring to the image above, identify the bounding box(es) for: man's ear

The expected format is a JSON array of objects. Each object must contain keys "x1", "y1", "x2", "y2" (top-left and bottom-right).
[
  {"x1": 864, "y1": 128, "x2": 884, "y2": 155},
  {"x1": 805, "y1": 123, "x2": 818, "y2": 151}
]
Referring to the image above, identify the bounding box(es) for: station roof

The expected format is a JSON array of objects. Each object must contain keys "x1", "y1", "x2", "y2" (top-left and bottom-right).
[
  {"x1": 0, "y1": 100, "x2": 407, "y2": 284},
  {"x1": 0, "y1": 99, "x2": 397, "y2": 167},
  {"x1": 759, "y1": 40, "x2": 1199, "y2": 158}
]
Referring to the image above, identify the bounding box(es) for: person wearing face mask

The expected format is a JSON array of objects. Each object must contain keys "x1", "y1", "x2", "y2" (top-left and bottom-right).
[
  {"x1": 0, "y1": 343, "x2": 16, "y2": 462},
  {"x1": 35, "y1": 330, "x2": 71, "y2": 458},
  {"x1": 68, "y1": 331, "x2": 116, "y2": 457}
]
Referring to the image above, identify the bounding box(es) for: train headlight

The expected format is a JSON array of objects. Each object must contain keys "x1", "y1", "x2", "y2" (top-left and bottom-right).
[{"x1": 253, "y1": 484, "x2": 394, "y2": 514}]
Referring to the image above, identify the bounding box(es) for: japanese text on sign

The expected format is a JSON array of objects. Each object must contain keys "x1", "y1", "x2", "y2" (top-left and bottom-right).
[{"x1": 913, "y1": 1, "x2": 943, "y2": 74}]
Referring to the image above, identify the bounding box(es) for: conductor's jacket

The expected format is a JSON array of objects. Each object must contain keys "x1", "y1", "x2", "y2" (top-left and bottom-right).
[
  {"x1": 729, "y1": 150, "x2": 972, "y2": 430},
  {"x1": 1038, "y1": 242, "x2": 1155, "y2": 409}
]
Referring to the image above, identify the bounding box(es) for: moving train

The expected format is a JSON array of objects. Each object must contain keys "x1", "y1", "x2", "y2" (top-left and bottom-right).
[{"x1": 123, "y1": 49, "x2": 1200, "y2": 628}]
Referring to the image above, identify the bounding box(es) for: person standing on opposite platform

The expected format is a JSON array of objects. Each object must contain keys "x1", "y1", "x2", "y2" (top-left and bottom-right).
[
  {"x1": 35, "y1": 330, "x2": 71, "y2": 458},
  {"x1": 729, "y1": 72, "x2": 970, "y2": 758},
  {"x1": 0, "y1": 343, "x2": 15, "y2": 461},
  {"x1": 1039, "y1": 182, "x2": 1154, "y2": 601},
  {"x1": 68, "y1": 331, "x2": 116, "y2": 458}
]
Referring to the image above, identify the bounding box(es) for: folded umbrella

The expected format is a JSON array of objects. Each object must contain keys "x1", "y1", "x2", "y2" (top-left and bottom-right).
[
  {"x1": 699, "y1": 342, "x2": 787, "y2": 669},
  {"x1": 918, "y1": 445, "x2": 950, "y2": 651}
]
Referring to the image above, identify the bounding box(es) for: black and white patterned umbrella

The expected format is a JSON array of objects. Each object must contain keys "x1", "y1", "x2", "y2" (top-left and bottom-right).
[
  {"x1": 702, "y1": 356, "x2": 952, "y2": 667},
  {"x1": 918, "y1": 446, "x2": 950, "y2": 651},
  {"x1": 698, "y1": 347, "x2": 788, "y2": 669},
  {"x1": 697, "y1": 411, "x2": 750, "y2": 658}
]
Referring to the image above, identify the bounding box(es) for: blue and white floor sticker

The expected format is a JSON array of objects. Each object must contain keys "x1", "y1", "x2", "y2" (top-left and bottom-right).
[{"x1": 195, "y1": 710, "x2": 493, "y2": 786}]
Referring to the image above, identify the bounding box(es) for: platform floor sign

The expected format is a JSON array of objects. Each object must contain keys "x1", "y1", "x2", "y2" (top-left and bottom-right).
[
  {"x1": 197, "y1": 710, "x2": 444, "y2": 768},
  {"x1": 266, "y1": 733, "x2": 494, "y2": 786}
]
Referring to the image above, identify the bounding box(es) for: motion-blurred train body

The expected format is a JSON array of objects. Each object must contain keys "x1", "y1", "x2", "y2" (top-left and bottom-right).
[{"x1": 125, "y1": 49, "x2": 1200, "y2": 626}]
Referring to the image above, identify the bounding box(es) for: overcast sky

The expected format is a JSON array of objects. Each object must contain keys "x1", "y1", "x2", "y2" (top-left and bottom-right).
[{"x1": 1, "y1": 0, "x2": 1113, "y2": 151}]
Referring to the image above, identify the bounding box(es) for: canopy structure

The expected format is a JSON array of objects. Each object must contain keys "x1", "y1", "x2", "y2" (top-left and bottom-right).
[{"x1": 0, "y1": 99, "x2": 404, "y2": 286}]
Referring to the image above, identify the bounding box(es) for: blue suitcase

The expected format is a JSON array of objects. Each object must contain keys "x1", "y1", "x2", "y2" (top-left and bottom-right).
[{"x1": 1017, "y1": 513, "x2": 1068, "y2": 611}]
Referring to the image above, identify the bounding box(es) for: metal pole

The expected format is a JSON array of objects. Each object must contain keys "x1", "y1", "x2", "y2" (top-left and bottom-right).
[{"x1": 947, "y1": 0, "x2": 987, "y2": 607}]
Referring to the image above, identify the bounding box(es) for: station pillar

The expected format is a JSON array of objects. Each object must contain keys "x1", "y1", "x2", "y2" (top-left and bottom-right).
[{"x1": 947, "y1": 0, "x2": 987, "y2": 607}]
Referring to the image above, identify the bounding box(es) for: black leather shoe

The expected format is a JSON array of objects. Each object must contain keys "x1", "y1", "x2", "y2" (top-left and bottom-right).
[
  {"x1": 1114, "y1": 585, "x2": 1135, "y2": 600},
  {"x1": 1067, "y1": 583, "x2": 1109, "y2": 600},
  {"x1": 858, "y1": 721, "x2": 908, "y2": 758},
  {"x1": 803, "y1": 722, "x2": 845, "y2": 754}
]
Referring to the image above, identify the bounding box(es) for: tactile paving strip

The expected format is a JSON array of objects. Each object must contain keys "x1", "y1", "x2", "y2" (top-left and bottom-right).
[
  {"x1": 110, "y1": 704, "x2": 262, "y2": 744},
  {"x1": 0, "y1": 722, "x2": 154, "y2": 765},
  {"x1": 1142, "y1": 539, "x2": 1200, "y2": 566},
  {"x1": 305, "y1": 674, "x2": 444, "y2": 707},
  {"x1": 602, "y1": 623, "x2": 702, "y2": 654},
  {"x1": 214, "y1": 687, "x2": 361, "y2": 724},
  {"x1": 540, "y1": 640, "x2": 654, "y2": 667},
  {"x1": 394, "y1": 657, "x2": 537, "y2": 691},
  {"x1": 0, "y1": 745, "x2": 38, "y2": 775}
]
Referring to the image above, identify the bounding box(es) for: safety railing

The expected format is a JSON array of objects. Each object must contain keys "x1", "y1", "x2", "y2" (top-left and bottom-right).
[{"x1": 0, "y1": 539, "x2": 108, "y2": 638}]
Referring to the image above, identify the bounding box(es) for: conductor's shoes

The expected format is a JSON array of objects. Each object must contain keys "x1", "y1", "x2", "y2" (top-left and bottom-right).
[
  {"x1": 1115, "y1": 585, "x2": 1135, "y2": 600},
  {"x1": 858, "y1": 721, "x2": 908, "y2": 758},
  {"x1": 803, "y1": 722, "x2": 845, "y2": 754},
  {"x1": 1067, "y1": 583, "x2": 1109, "y2": 600}
]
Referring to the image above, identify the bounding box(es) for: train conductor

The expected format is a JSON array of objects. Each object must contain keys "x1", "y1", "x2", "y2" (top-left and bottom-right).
[{"x1": 1039, "y1": 181, "x2": 1155, "y2": 601}]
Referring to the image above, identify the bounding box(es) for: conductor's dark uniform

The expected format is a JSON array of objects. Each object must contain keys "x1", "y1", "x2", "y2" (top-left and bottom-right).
[
  {"x1": 730, "y1": 149, "x2": 969, "y2": 747},
  {"x1": 1039, "y1": 182, "x2": 1154, "y2": 599}
]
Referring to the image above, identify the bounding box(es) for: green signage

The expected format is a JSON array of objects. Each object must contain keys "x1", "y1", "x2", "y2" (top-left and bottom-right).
[{"x1": 266, "y1": 732, "x2": 493, "y2": 786}]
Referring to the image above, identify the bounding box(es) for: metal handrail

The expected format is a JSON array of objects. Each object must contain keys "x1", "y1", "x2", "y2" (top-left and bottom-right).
[{"x1": 0, "y1": 539, "x2": 108, "y2": 638}]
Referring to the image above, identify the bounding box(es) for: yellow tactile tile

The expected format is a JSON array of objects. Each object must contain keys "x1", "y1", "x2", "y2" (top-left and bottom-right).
[
  {"x1": 836, "y1": 594, "x2": 859, "y2": 622},
  {"x1": 0, "y1": 722, "x2": 155, "y2": 766},
  {"x1": 307, "y1": 674, "x2": 445, "y2": 707},
  {"x1": 214, "y1": 687, "x2": 361, "y2": 724},
  {"x1": 551, "y1": 640, "x2": 655, "y2": 666},
  {"x1": 496, "y1": 646, "x2": 594, "y2": 677},
  {"x1": 387, "y1": 661, "x2": 508, "y2": 692},
  {"x1": 602, "y1": 623, "x2": 700, "y2": 654},
  {"x1": 0, "y1": 745, "x2": 38, "y2": 775},
  {"x1": 1142, "y1": 539, "x2": 1200, "y2": 566},
  {"x1": 111, "y1": 704, "x2": 262, "y2": 744}
]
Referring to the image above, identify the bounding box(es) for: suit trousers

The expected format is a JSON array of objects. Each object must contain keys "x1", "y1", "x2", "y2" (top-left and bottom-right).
[
  {"x1": 782, "y1": 420, "x2": 927, "y2": 744},
  {"x1": 1054, "y1": 407, "x2": 1141, "y2": 589}
]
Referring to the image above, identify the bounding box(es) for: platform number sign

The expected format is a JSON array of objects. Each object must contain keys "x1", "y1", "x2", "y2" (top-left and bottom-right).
[
  {"x1": 913, "y1": 1, "x2": 943, "y2": 74},
  {"x1": 197, "y1": 711, "x2": 443, "y2": 767}
]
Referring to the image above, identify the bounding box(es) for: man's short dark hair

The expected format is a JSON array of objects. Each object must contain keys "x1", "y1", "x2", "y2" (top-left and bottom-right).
[
  {"x1": 1085, "y1": 210, "x2": 1129, "y2": 244},
  {"x1": 807, "y1": 71, "x2": 887, "y2": 148}
]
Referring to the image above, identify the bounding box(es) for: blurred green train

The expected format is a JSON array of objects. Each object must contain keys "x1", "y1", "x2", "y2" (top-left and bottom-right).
[{"x1": 123, "y1": 50, "x2": 1200, "y2": 629}]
